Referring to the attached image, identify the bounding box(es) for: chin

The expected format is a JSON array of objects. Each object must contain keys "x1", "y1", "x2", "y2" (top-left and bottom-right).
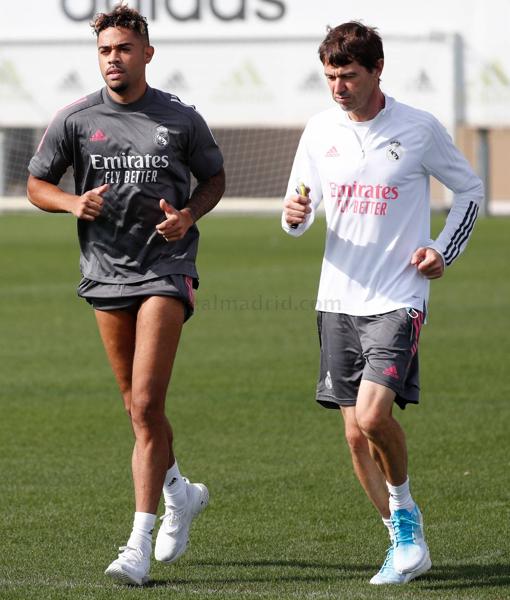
[{"x1": 108, "y1": 82, "x2": 129, "y2": 94}]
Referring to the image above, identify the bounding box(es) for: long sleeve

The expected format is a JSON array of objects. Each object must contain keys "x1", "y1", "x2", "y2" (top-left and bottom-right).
[
  {"x1": 281, "y1": 124, "x2": 323, "y2": 236},
  {"x1": 422, "y1": 118, "x2": 484, "y2": 266}
]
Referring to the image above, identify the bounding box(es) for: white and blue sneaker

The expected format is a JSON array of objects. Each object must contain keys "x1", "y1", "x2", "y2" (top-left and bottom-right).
[
  {"x1": 370, "y1": 545, "x2": 432, "y2": 585},
  {"x1": 391, "y1": 505, "x2": 430, "y2": 574}
]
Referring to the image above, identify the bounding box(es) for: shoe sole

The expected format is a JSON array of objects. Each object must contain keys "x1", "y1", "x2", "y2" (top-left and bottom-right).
[
  {"x1": 370, "y1": 554, "x2": 432, "y2": 585},
  {"x1": 156, "y1": 483, "x2": 209, "y2": 564},
  {"x1": 105, "y1": 564, "x2": 149, "y2": 586}
]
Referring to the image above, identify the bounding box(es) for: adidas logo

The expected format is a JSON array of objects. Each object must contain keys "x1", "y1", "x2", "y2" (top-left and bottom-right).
[
  {"x1": 58, "y1": 71, "x2": 85, "y2": 91},
  {"x1": 383, "y1": 365, "x2": 399, "y2": 380},
  {"x1": 90, "y1": 129, "x2": 107, "y2": 142},
  {"x1": 325, "y1": 145, "x2": 340, "y2": 157}
]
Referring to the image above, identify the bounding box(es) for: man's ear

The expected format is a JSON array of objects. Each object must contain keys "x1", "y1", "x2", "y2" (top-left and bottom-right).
[
  {"x1": 375, "y1": 58, "x2": 384, "y2": 79},
  {"x1": 145, "y1": 45, "x2": 155, "y2": 64}
]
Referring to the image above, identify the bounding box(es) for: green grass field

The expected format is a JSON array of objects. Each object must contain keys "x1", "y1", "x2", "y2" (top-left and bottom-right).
[{"x1": 0, "y1": 212, "x2": 509, "y2": 600}]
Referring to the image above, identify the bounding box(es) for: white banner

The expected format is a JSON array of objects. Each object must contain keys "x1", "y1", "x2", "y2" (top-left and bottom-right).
[
  {"x1": 0, "y1": 0, "x2": 509, "y2": 126},
  {"x1": 0, "y1": 35, "x2": 457, "y2": 128}
]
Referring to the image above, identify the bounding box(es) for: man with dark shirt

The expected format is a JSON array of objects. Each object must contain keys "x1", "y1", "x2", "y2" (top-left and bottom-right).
[{"x1": 27, "y1": 5, "x2": 225, "y2": 586}]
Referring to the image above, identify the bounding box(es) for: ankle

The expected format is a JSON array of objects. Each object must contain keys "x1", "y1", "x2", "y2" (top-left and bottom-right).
[{"x1": 387, "y1": 478, "x2": 415, "y2": 513}]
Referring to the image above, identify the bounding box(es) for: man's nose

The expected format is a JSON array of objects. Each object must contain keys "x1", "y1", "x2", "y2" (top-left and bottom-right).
[
  {"x1": 109, "y1": 50, "x2": 121, "y2": 63},
  {"x1": 333, "y1": 78, "x2": 345, "y2": 94}
]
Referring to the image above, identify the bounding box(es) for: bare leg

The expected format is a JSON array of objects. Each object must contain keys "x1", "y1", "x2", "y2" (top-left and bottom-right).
[
  {"x1": 95, "y1": 296, "x2": 184, "y2": 514},
  {"x1": 130, "y1": 296, "x2": 184, "y2": 514},
  {"x1": 340, "y1": 406, "x2": 390, "y2": 518},
  {"x1": 355, "y1": 380, "x2": 408, "y2": 486},
  {"x1": 94, "y1": 307, "x2": 136, "y2": 412}
]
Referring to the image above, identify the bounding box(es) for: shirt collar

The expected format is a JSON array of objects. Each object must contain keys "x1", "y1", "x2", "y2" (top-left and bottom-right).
[{"x1": 101, "y1": 85, "x2": 154, "y2": 112}]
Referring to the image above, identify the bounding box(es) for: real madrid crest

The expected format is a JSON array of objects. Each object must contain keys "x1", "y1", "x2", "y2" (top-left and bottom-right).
[
  {"x1": 386, "y1": 140, "x2": 403, "y2": 161},
  {"x1": 154, "y1": 125, "x2": 170, "y2": 148}
]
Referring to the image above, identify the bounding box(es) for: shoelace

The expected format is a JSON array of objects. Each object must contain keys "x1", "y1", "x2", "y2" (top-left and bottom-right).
[
  {"x1": 392, "y1": 514, "x2": 419, "y2": 546},
  {"x1": 117, "y1": 545, "x2": 144, "y2": 565},
  {"x1": 160, "y1": 504, "x2": 186, "y2": 528},
  {"x1": 380, "y1": 546, "x2": 395, "y2": 572}
]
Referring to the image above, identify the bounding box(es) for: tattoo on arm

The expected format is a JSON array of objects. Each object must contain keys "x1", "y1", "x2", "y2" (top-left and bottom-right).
[{"x1": 186, "y1": 168, "x2": 226, "y2": 222}]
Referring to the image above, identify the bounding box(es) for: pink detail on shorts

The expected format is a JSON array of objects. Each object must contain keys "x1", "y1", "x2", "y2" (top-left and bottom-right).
[
  {"x1": 89, "y1": 129, "x2": 107, "y2": 142},
  {"x1": 410, "y1": 310, "x2": 424, "y2": 357},
  {"x1": 185, "y1": 276, "x2": 195, "y2": 307},
  {"x1": 383, "y1": 364, "x2": 400, "y2": 380}
]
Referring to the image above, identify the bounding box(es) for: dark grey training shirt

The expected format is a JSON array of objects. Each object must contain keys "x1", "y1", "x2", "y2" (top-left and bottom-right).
[{"x1": 29, "y1": 86, "x2": 223, "y2": 283}]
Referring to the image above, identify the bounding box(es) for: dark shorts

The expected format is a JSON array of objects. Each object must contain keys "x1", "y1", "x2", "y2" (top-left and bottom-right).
[
  {"x1": 77, "y1": 274, "x2": 196, "y2": 321},
  {"x1": 316, "y1": 308, "x2": 425, "y2": 410}
]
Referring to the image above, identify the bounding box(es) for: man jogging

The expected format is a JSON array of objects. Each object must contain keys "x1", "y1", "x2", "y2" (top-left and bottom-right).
[
  {"x1": 27, "y1": 4, "x2": 225, "y2": 586},
  {"x1": 282, "y1": 21, "x2": 482, "y2": 585}
]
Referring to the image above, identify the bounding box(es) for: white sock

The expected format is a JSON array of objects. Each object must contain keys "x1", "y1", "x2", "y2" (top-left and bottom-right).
[
  {"x1": 386, "y1": 477, "x2": 415, "y2": 513},
  {"x1": 382, "y1": 517, "x2": 394, "y2": 543},
  {"x1": 127, "y1": 511, "x2": 156, "y2": 550},
  {"x1": 163, "y1": 460, "x2": 187, "y2": 508}
]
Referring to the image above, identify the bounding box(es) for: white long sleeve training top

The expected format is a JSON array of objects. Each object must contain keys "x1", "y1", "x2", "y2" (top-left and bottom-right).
[{"x1": 282, "y1": 95, "x2": 483, "y2": 316}]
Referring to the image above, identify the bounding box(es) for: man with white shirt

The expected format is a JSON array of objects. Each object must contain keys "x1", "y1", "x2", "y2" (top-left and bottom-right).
[{"x1": 282, "y1": 21, "x2": 482, "y2": 585}]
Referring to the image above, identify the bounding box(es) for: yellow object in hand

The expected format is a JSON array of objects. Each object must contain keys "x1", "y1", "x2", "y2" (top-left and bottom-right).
[{"x1": 291, "y1": 182, "x2": 308, "y2": 229}]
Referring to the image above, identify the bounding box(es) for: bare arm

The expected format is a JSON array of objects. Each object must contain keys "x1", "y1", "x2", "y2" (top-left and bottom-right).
[
  {"x1": 156, "y1": 167, "x2": 226, "y2": 242},
  {"x1": 27, "y1": 175, "x2": 107, "y2": 221},
  {"x1": 186, "y1": 167, "x2": 226, "y2": 222}
]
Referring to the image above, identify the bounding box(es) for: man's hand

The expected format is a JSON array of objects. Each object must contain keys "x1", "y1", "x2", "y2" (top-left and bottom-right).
[
  {"x1": 283, "y1": 190, "x2": 311, "y2": 227},
  {"x1": 411, "y1": 247, "x2": 445, "y2": 279},
  {"x1": 72, "y1": 184, "x2": 109, "y2": 221},
  {"x1": 156, "y1": 199, "x2": 194, "y2": 242}
]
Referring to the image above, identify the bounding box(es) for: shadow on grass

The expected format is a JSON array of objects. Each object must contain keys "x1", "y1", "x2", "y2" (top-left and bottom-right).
[
  {"x1": 420, "y1": 563, "x2": 510, "y2": 591},
  {"x1": 193, "y1": 559, "x2": 370, "y2": 571},
  {"x1": 146, "y1": 559, "x2": 382, "y2": 588},
  {"x1": 146, "y1": 560, "x2": 510, "y2": 591}
]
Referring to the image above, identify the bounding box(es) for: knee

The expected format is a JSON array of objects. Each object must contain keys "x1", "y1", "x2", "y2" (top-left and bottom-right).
[
  {"x1": 130, "y1": 395, "x2": 165, "y2": 432},
  {"x1": 355, "y1": 410, "x2": 388, "y2": 441},
  {"x1": 344, "y1": 424, "x2": 369, "y2": 456}
]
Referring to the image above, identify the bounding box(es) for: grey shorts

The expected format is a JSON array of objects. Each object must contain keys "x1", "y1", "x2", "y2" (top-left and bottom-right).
[
  {"x1": 316, "y1": 308, "x2": 425, "y2": 410},
  {"x1": 77, "y1": 274, "x2": 196, "y2": 321}
]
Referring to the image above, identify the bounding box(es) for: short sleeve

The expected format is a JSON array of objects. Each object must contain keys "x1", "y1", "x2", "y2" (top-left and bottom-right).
[
  {"x1": 188, "y1": 111, "x2": 223, "y2": 181},
  {"x1": 28, "y1": 111, "x2": 73, "y2": 184}
]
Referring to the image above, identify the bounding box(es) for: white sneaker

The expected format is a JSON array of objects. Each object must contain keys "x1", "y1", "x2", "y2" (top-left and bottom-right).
[
  {"x1": 104, "y1": 544, "x2": 150, "y2": 586},
  {"x1": 154, "y1": 478, "x2": 209, "y2": 564}
]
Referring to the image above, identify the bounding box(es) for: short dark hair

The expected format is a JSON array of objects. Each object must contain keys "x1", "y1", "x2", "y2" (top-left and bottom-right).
[
  {"x1": 318, "y1": 21, "x2": 383, "y2": 71},
  {"x1": 91, "y1": 3, "x2": 150, "y2": 44}
]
